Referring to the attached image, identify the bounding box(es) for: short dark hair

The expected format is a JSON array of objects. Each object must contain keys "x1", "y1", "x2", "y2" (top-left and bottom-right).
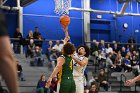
[
  {"x1": 63, "y1": 43, "x2": 75, "y2": 55},
  {"x1": 77, "y1": 45, "x2": 90, "y2": 57}
]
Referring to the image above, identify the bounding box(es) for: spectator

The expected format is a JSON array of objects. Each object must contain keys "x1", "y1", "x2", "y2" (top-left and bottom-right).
[
  {"x1": 36, "y1": 74, "x2": 50, "y2": 93},
  {"x1": 126, "y1": 44, "x2": 130, "y2": 53},
  {"x1": 46, "y1": 40, "x2": 53, "y2": 60},
  {"x1": 14, "y1": 27, "x2": 22, "y2": 39},
  {"x1": 90, "y1": 41, "x2": 99, "y2": 66},
  {"x1": 126, "y1": 51, "x2": 132, "y2": 60},
  {"x1": 49, "y1": 52, "x2": 58, "y2": 69},
  {"x1": 114, "y1": 53, "x2": 123, "y2": 72},
  {"x1": 124, "y1": 55, "x2": 132, "y2": 72},
  {"x1": 52, "y1": 40, "x2": 63, "y2": 56},
  {"x1": 36, "y1": 34, "x2": 43, "y2": 47},
  {"x1": 121, "y1": 47, "x2": 126, "y2": 58},
  {"x1": 91, "y1": 41, "x2": 99, "y2": 57},
  {"x1": 106, "y1": 43, "x2": 113, "y2": 54},
  {"x1": 131, "y1": 55, "x2": 140, "y2": 76},
  {"x1": 130, "y1": 44, "x2": 135, "y2": 53},
  {"x1": 97, "y1": 69, "x2": 109, "y2": 91},
  {"x1": 99, "y1": 40, "x2": 106, "y2": 59},
  {"x1": 33, "y1": 27, "x2": 41, "y2": 39},
  {"x1": 132, "y1": 51, "x2": 139, "y2": 60},
  {"x1": 48, "y1": 41, "x2": 53, "y2": 52},
  {"x1": 128, "y1": 36, "x2": 136, "y2": 44},
  {"x1": 26, "y1": 30, "x2": 33, "y2": 39},
  {"x1": 13, "y1": 27, "x2": 22, "y2": 53},
  {"x1": 106, "y1": 53, "x2": 115, "y2": 71},
  {"x1": 113, "y1": 43, "x2": 119, "y2": 54},
  {"x1": 98, "y1": 41, "x2": 106, "y2": 69},
  {"x1": 17, "y1": 61, "x2": 25, "y2": 81},
  {"x1": 26, "y1": 39, "x2": 35, "y2": 58},
  {"x1": 50, "y1": 77, "x2": 58, "y2": 93},
  {"x1": 34, "y1": 46, "x2": 44, "y2": 66},
  {"x1": 89, "y1": 84, "x2": 98, "y2": 93}
]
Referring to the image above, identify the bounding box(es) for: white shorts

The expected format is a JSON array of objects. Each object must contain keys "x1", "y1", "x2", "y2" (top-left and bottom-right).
[
  {"x1": 56, "y1": 83, "x2": 60, "y2": 93},
  {"x1": 74, "y1": 77, "x2": 84, "y2": 93}
]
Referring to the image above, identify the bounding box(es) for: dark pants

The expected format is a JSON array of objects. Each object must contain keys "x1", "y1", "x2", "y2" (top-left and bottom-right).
[
  {"x1": 36, "y1": 88, "x2": 50, "y2": 93},
  {"x1": 13, "y1": 42, "x2": 21, "y2": 54},
  {"x1": 100, "y1": 82, "x2": 109, "y2": 91},
  {"x1": 26, "y1": 49, "x2": 34, "y2": 58}
]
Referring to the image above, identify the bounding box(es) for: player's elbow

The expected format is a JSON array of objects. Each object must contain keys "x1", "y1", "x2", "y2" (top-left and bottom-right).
[
  {"x1": 55, "y1": 65, "x2": 61, "y2": 71},
  {"x1": 79, "y1": 63, "x2": 85, "y2": 67}
]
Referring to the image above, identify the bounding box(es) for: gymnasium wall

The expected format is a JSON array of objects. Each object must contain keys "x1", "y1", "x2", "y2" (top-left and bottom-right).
[
  {"x1": 91, "y1": 0, "x2": 140, "y2": 43},
  {"x1": 4, "y1": 0, "x2": 18, "y2": 37},
  {"x1": 23, "y1": 0, "x2": 83, "y2": 47}
]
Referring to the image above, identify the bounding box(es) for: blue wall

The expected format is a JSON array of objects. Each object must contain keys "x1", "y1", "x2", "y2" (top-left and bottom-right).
[
  {"x1": 6, "y1": 12, "x2": 18, "y2": 37},
  {"x1": 91, "y1": 0, "x2": 140, "y2": 43},
  {"x1": 3, "y1": 0, "x2": 18, "y2": 37},
  {"x1": 4, "y1": 0, "x2": 140, "y2": 44},
  {"x1": 23, "y1": 0, "x2": 83, "y2": 47}
]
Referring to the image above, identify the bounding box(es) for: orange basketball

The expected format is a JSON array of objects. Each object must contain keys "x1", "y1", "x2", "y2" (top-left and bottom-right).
[{"x1": 60, "y1": 15, "x2": 70, "y2": 27}]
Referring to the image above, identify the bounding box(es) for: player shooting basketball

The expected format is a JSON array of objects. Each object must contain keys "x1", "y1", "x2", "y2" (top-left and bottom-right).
[
  {"x1": 46, "y1": 24, "x2": 76, "y2": 93},
  {"x1": 62, "y1": 25, "x2": 90, "y2": 93}
]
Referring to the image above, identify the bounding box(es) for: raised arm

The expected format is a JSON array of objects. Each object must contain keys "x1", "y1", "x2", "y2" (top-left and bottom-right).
[
  {"x1": 63, "y1": 26, "x2": 69, "y2": 38},
  {"x1": 72, "y1": 56, "x2": 88, "y2": 67},
  {"x1": 62, "y1": 26, "x2": 70, "y2": 44}
]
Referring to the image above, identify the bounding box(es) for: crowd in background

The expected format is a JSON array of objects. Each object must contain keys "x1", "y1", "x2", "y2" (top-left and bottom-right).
[
  {"x1": 87, "y1": 38, "x2": 140, "y2": 92},
  {"x1": 12, "y1": 27, "x2": 140, "y2": 93},
  {"x1": 13, "y1": 26, "x2": 64, "y2": 67},
  {"x1": 90, "y1": 39, "x2": 140, "y2": 75}
]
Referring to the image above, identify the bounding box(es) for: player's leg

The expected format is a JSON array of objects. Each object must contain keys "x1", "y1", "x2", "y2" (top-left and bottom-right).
[
  {"x1": 0, "y1": 36, "x2": 19, "y2": 93},
  {"x1": 70, "y1": 79, "x2": 76, "y2": 93},
  {"x1": 74, "y1": 78, "x2": 84, "y2": 93},
  {"x1": 59, "y1": 79, "x2": 71, "y2": 93}
]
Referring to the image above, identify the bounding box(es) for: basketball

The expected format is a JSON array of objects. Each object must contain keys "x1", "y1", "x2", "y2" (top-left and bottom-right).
[{"x1": 60, "y1": 15, "x2": 70, "y2": 27}]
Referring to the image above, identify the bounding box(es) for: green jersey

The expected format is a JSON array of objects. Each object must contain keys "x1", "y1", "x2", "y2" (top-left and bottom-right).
[{"x1": 58, "y1": 55, "x2": 73, "y2": 83}]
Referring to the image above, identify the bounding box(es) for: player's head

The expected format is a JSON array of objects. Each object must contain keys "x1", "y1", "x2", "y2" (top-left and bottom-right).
[
  {"x1": 62, "y1": 43, "x2": 75, "y2": 55},
  {"x1": 77, "y1": 45, "x2": 90, "y2": 57}
]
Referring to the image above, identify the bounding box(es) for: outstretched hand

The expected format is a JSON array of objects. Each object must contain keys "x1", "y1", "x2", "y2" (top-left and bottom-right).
[
  {"x1": 46, "y1": 78, "x2": 52, "y2": 88},
  {"x1": 125, "y1": 79, "x2": 135, "y2": 86}
]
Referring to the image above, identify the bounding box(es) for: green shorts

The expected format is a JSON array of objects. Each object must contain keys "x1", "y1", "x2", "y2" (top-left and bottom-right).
[{"x1": 58, "y1": 77, "x2": 76, "y2": 93}]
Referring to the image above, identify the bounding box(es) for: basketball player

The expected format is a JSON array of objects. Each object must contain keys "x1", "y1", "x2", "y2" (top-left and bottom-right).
[
  {"x1": 0, "y1": 7, "x2": 19, "y2": 93},
  {"x1": 63, "y1": 26, "x2": 90, "y2": 93},
  {"x1": 125, "y1": 75, "x2": 140, "y2": 86},
  {"x1": 46, "y1": 42, "x2": 76, "y2": 93},
  {"x1": 72, "y1": 45, "x2": 90, "y2": 93}
]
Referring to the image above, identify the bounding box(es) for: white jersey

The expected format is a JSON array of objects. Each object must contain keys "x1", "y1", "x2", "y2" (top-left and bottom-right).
[{"x1": 73, "y1": 53, "x2": 87, "y2": 77}]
